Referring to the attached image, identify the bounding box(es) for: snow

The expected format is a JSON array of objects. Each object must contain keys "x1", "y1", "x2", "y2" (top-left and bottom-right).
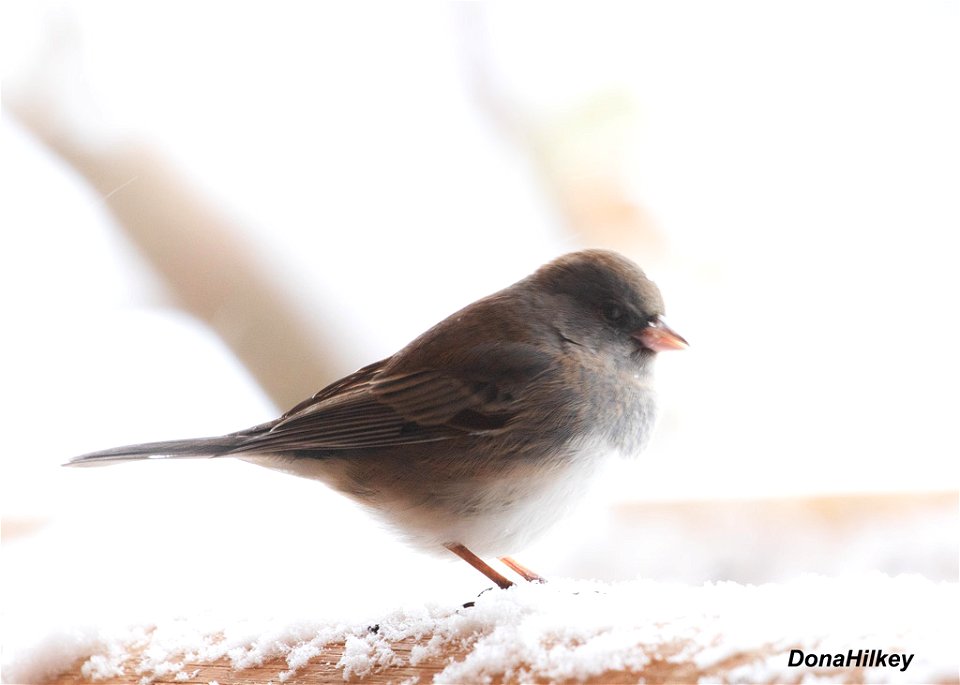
[{"x1": 3, "y1": 573, "x2": 956, "y2": 684}]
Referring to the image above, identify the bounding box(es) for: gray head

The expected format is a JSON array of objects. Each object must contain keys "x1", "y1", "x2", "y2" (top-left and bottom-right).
[{"x1": 529, "y1": 249, "x2": 687, "y2": 357}]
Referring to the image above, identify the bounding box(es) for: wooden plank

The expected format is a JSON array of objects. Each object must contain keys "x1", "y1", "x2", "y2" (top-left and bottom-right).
[{"x1": 44, "y1": 635, "x2": 945, "y2": 685}]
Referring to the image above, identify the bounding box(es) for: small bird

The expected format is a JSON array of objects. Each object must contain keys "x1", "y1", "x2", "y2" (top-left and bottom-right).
[{"x1": 67, "y1": 250, "x2": 686, "y2": 588}]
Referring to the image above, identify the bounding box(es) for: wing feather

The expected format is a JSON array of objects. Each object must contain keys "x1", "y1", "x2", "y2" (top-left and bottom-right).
[{"x1": 233, "y1": 344, "x2": 553, "y2": 454}]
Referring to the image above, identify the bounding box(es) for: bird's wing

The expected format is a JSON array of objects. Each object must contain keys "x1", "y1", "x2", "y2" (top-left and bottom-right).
[{"x1": 233, "y1": 344, "x2": 553, "y2": 453}]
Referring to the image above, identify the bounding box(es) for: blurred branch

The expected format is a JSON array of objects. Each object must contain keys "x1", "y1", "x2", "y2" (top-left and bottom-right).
[{"x1": 6, "y1": 32, "x2": 345, "y2": 409}]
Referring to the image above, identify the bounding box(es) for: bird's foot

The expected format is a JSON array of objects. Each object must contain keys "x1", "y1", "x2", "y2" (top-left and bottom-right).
[{"x1": 498, "y1": 556, "x2": 547, "y2": 584}]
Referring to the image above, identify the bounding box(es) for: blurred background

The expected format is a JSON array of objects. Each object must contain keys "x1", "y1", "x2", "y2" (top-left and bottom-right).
[{"x1": 2, "y1": 0, "x2": 957, "y2": 634}]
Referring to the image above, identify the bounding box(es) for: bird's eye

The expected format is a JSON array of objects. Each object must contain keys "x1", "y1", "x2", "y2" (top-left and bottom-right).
[{"x1": 601, "y1": 301, "x2": 625, "y2": 324}]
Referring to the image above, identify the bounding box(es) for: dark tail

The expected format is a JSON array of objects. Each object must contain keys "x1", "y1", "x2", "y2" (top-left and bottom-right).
[{"x1": 65, "y1": 435, "x2": 247, "y2": 467}]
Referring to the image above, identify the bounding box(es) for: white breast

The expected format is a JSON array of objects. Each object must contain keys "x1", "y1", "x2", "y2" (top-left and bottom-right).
[{"x1": 383, "y1": 436, "x2": 616, "y2": 557}]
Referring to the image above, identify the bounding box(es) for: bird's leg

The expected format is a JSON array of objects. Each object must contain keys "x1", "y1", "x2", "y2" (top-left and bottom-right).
[
  {"x1": 498, "y1": 556, "x2": 547, "y2": 583},
  {"x1": 444, "y1": 542, "x2": 514, "y2": 589}
]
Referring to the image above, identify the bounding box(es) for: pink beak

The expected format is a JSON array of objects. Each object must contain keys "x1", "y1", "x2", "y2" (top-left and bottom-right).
[{"x1": 632, "y1": 318, "x2": 688, "y2": 352}]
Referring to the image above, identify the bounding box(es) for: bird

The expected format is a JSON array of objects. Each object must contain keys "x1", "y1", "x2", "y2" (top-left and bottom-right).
[{"x1": 66, "y1": 249, "x2": 686, "y2": 589}]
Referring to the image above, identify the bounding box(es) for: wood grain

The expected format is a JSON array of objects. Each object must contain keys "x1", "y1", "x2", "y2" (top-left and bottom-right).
[
  {"x1": 40, "y1": 637, "x2": 839, "y2": 685},
  {"x1": 44, "y1": 634, "x2": 950, "y2": 685}
]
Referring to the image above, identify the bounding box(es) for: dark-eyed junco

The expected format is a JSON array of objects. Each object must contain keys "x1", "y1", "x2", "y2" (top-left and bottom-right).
[{"x1": 67, "y1": 250, "x2": 686, "y2": 588}]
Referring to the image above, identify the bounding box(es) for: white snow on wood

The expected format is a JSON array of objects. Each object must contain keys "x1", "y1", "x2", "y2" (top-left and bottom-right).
[{"x1": 4, "y1": 573, "x2": 956, "y2": 684}]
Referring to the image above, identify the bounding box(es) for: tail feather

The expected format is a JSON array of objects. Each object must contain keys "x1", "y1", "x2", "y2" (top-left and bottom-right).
[{"x1": 65, "y1": 436, "x2": 246, "y2": 467}]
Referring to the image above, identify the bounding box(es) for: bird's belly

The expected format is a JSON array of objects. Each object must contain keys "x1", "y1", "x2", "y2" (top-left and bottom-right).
[
  {"x1": 242, "y1": 437, "x2": 614, "y2": 557},
  {"x1": 377, "y1": 440, "x2": 612, "y2": 556}
]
